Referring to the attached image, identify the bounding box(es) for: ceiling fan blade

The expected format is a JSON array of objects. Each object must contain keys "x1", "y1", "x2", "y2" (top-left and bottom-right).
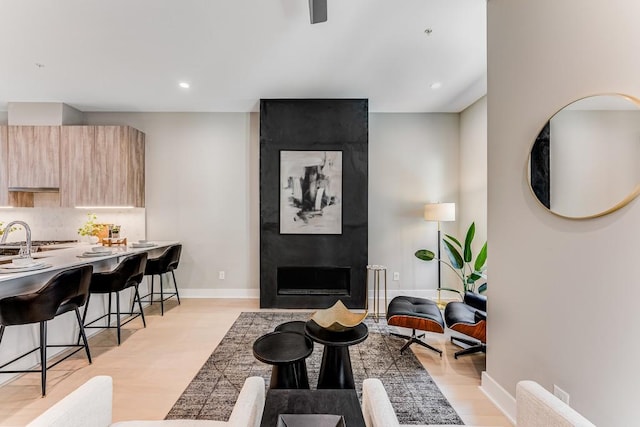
[{"x1": 309, "y1": 0, "x2": 327, "y2": 24}]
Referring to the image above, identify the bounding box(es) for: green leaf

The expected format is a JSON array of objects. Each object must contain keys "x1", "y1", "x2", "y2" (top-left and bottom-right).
[
  {"x1": 414, "y1": 249, "x2": 435, "y2": 261},
  {"x1": 443, "y1": 240, "x2": 463, "y2": 269},
  {"x1": 444, "y1": 234, "x2": 462, "y2": 249},
  {"x1": 467, "y1": 272, "x2": 482, "y2": 283},
  {"x1": 463, "y1": 222, "x2": 475, "y2": 263},
  {"x1": 477, "y1": 283, "x2": 487, "y2": 294},
  {"x1": 474, "y1": 242, "x2": 488, "y2": 271}
]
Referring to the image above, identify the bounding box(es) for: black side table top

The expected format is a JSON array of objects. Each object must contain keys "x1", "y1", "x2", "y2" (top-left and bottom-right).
[
  {"x1": 260, "y1": 389, "x2": 365, "y2": 427},
  {"x1": 253, "y1": 331, "x2": 313, "y2": 365},
  {"x1": 304, "y1": 320, "x2": 368, "y2": 347},
  {"x1": 274, "y1": 320, "x2": 307, "y2": 334}
]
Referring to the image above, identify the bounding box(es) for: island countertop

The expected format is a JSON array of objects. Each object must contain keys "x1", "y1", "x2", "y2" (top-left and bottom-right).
[{"x1": 0, "y1": 241, "x2": 179, "y2": 299}]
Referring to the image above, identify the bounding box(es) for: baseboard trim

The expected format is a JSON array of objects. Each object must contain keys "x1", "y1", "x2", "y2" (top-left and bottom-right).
[
  {"x1": 180, "y1": 288, "x2": 260, "y2": 299},
  {"x1": 178, "y1": 288, "x2": 456, "y2": 306},
  {"x1": 480, "y1": 371, "x2": 516, "y2": 425}
]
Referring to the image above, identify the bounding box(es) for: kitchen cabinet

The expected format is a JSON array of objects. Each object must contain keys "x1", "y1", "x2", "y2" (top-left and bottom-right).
[
  {"x1": 7, "y1": 126, "x2": 60, "y2": 189},
  {"x1": 0, "y1": 126, "x2": 8, "y2": 206},
  {"x1": 61, "y1": 125, "x2": 145, "y2": 207}
]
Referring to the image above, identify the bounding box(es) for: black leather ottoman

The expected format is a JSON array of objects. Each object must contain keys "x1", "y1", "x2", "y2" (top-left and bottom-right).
[{"x1": 386, "y1": 296, "x2": 444, "y2": 356}]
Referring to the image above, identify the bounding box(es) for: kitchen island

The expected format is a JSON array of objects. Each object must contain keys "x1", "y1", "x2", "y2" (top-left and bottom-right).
[{"x1": 0, "y1": 241, "x2": 180, "y2": 387}]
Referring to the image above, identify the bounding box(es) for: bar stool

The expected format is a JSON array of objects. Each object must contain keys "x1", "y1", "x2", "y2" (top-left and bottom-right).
[
  {"x1": 0, "y1": 265, "x2": 93, "y2": 396},
  {"x1": 140, "y1": 244, "x2": 181, "y2": 316},
  {"x1": 82, "y1": 252, "x2": 148, "y2": 345}
]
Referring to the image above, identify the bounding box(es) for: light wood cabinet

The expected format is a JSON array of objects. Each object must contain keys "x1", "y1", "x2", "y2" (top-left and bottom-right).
[
  {"x1": 8, "y1": 126, "x2": 60, "y2": 189},
  {"x1": 0, "y1": 126, "x2": 8, "y2": 206},
  {"x1": 60, "y1": 125, "x2": 145, "y2": 207}
]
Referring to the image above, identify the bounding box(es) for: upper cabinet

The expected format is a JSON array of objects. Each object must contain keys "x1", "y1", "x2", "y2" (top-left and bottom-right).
[
  {"x1": 60, "y1": 125, "x2": 145, "y2": 207},
  {"x1": 8, "y1": 126, "x2": 60, "y2": 189},
  {"x1": 0, "y1": 126, "x2": 8, "y2": 206}
]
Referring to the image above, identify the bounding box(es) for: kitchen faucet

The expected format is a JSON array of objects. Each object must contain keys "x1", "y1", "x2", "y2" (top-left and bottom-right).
[{"x1": 0, "y1": 221, "x2": 32, "y2": 258}]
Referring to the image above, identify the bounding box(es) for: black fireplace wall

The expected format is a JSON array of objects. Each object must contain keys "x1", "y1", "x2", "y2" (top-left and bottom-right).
[{"x1": 260, "y1": 99, "x2": 368, "y2": 308}]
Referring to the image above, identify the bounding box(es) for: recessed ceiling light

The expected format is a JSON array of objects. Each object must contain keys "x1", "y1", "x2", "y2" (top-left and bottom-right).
[
  {"x1": 424, "y1": 28, "x2": 433, "y2": 36},
  {"x1": 178, "y1": 82, "x2": 190, "y2": 89},
  {"x1": 430, "y1": 82, "x2": 442, "y2": 90},
  {"x1": 35, "y1": 63, "x2": 45, "y2": 68}
]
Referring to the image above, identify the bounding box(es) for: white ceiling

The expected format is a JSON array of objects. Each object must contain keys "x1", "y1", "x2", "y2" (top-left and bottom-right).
[{"x1": 0, "y1": 0, "x2": 487, "y2": 113}]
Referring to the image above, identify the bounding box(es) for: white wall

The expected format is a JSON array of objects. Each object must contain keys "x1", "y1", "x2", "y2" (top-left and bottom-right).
[
  {"x1": 368, "y1": 113, "x2": 460, "y2": 296},
  {"x1": 82, "y1": 112, "x2": 461, "y2": 299},
  {"x1": 487, "y1": 1, "x2": 640, "y2": 425},
  {"x1": 85, "y1": 112, "x2": 259, "y2": 297},
  {"x1": 459, "y1": 96, "x2": 487, "y2": 254}
]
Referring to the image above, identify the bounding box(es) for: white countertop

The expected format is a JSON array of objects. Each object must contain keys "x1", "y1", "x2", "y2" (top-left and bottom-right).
[{"x1": 0, "y1": 241, "x2": 179, "y2": 298}]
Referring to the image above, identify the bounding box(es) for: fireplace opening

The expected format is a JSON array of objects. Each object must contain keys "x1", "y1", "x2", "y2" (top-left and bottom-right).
[{"x1": 278, "y1": 266, "x2": 351, "y2": 296}]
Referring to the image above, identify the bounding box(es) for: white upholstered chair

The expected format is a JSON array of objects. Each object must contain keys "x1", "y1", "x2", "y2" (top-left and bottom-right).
[
  {"x1": 26, "y1": 376, "x2": 265, "y2": 427},
  {"x1": 362, "y1": 378, "x2": 596, "y2": 427}
]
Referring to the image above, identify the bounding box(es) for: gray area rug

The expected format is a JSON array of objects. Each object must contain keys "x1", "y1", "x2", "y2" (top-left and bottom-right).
[{"x1": 166, "y1": 312, "x2": 463, "y2": 425}]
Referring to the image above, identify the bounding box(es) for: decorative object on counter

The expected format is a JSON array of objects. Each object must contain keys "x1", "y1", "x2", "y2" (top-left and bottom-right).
[
  {"x1": 310, "y1": 299, "x2": 367, "y2": 332},
  {"x1": 366, "y1": 265, "x2": 387, "y2": 323},
  {"x1": 101, "y1": 237, "x2": 127, "y2": 247},
  {"x1": 109, "y1": 225, "x2": 121, "y2": 239},
  {"x1": 77, "y1": 213, "x2": 109, "y2": 243},
  {"x1": 422, "y1": 202, "x2": 456, "y2": 309},
  {"x1": 415, "y1": 221, "x2": 487, "y2": 297}
]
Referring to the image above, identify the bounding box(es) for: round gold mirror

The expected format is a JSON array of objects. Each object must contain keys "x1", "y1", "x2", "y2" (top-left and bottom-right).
[{"x1": 529, "y1": 94, "x2": 640, "y2": 219}]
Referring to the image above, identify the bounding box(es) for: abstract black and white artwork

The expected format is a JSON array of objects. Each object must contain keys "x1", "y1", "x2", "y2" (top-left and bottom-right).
[{"x1": 280, "y1": 150, "x2": 342, "y2": 234}]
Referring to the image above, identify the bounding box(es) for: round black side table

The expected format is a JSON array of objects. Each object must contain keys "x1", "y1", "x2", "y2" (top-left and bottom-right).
[
  {"x1": 253, "y1": 331, "x2": 313, "y2": 389},
  {"x1": 304, "y1": 320, "x2": 368, "y2": 389},
  {"x1": 274, "y1": 320, "x2": 306, "y2": 335}
]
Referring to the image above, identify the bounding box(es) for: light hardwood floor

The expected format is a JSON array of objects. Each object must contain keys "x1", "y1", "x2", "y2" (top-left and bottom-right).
[{"x1": 0, "y1": 299, "x2": 512, "y2": 426}]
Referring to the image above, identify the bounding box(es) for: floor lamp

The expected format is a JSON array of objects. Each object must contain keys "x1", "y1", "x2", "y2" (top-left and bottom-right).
[{"x1": 424, "y1": 202, "x2": 456, "y2": 309}]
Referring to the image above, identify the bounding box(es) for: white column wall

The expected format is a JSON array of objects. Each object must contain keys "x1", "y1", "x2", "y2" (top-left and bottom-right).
[
  {"x1": 487, "y1": 1, "x2": 640, "y2": 425},
  {"x1": 460, "y1": 96, "x2": 487, "y2": 255}
]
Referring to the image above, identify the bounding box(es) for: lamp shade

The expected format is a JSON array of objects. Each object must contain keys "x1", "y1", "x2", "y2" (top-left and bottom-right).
[{"x1": 424, "y1": 203, "x2": 456, "y2": 222}]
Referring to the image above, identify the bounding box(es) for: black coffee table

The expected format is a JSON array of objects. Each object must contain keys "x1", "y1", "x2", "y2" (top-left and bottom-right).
[
  {"x1": 304, "y1": 320, "x2": 368, "y2": 389},
  {"x1": 260, "y1": 388, "x2": 365, "y2": 427},
  {"x1": 253, "y1": 331, "x2": 314, "y2": 389}
]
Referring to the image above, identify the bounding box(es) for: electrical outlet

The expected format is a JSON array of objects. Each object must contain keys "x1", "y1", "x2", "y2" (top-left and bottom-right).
[
  {"x1": 553, "y1": 384, "x2": 570, "y2": 405},
  {"x1": 393, "y1": 272, "x2": 400, "y2": 281},
  {"x1": 219, "y1": 271, "x2": 225, "y2": 280}
]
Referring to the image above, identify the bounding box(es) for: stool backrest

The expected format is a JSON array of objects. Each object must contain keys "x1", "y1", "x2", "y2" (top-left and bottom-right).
[
  {"x1": 152, "y1": 244, "x2": 182, "y2": 273},
  {"x1": 117, "y1": 252, "x2": 148, "y2": 289},
  {"x1": 0, "y1": 265, "x2": 93, "y2": 326}
]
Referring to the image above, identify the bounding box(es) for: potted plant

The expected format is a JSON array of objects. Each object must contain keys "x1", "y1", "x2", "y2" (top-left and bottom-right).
[
  {"x1": 77, "y1": 213, "x2": 108, "y2": 243},
  {"x1": 415, "y1": 222, "x2": 487, "y2": 296},
  {"x1": 0, "y1": 221, "x2": 17, "y2": 236}
]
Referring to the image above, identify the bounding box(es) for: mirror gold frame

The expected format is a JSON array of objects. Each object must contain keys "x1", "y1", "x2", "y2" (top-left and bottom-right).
[{"x1": 528, "y1": 93, "x2": 640, "y2": 219}]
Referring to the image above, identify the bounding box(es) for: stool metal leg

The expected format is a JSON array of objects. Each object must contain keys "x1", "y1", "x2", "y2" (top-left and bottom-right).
[
  {"x1": 115, "y1": 292, "x2": 121, "y2": 345},
  {"x1": 149, "y1": 275, "x2": 155, "y2": 305},
  {"x1": 171, "y1": 271, "x2": 181, "y2": 305},
  {"x1": 107, "y1": 293, "x2": 112, "y2": 326},
  {"x1": 0, "y1": 325, "x2": 4, "y2": 344},
  {"x1": 159, "y1": 274, "x2": 165, "y2": 316},
  {"x1": 135, "y1": 285, "x2": 146, "y2": 327},
  {"x1": 40, "y1": 321, "x2": 47, "y2": 397},
  {"x1": 75, "y1": 308, "x2": 92, "y2": 364}
]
